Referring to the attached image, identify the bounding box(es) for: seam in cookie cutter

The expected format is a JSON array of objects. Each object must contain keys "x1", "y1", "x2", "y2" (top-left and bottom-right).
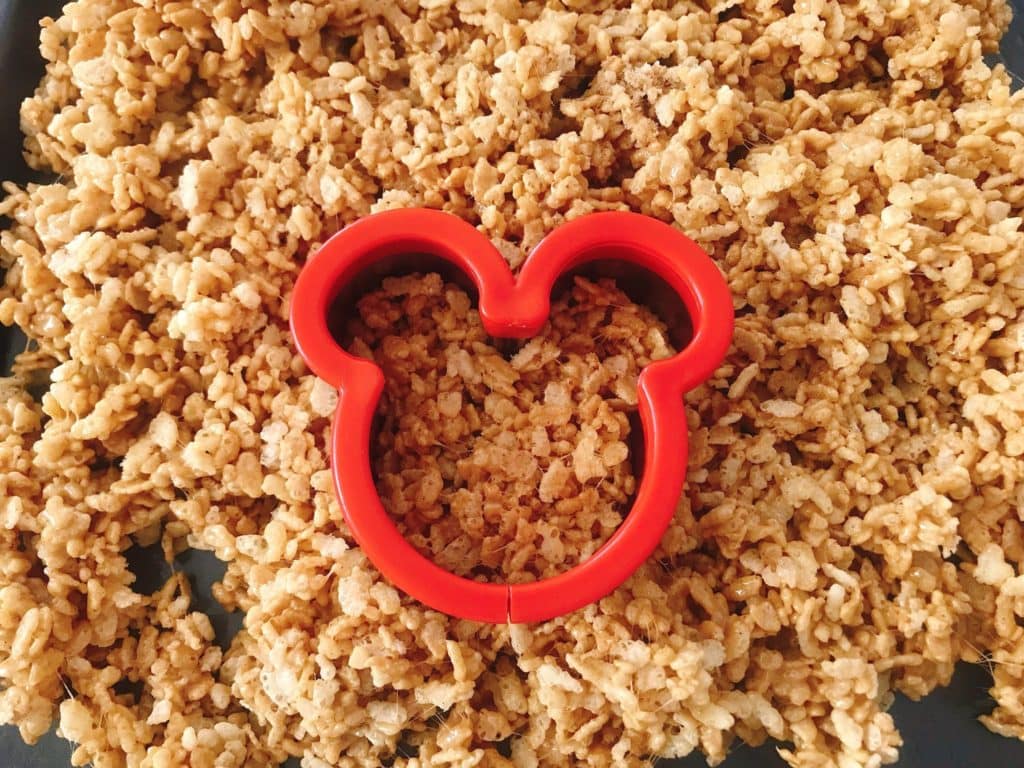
[{"x1": 290, "y1": 208, "x2": 734, "y2": 623}]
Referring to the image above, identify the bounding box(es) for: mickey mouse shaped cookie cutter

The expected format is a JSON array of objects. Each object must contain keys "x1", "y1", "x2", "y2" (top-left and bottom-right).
[{"x1": 290, "y1": 208, "x2": 733, "y2": 623}]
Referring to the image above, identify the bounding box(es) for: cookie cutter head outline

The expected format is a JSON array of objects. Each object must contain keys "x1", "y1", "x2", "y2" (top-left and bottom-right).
[{"x1": 290, "y1": 208, "x2": 733, "y2": 623}]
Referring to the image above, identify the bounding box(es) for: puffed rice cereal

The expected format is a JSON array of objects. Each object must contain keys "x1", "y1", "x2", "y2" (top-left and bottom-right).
[{"x1": 1, "y1": 1, "x2": 1024, "y2": 767}]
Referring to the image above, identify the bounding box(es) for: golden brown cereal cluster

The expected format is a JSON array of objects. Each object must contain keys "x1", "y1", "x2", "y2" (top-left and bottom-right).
[
  {"x1": 348, "y1": 273, "x2": 673, "y2": 583},
  {"x1": 2, "y1": 0, "x2": 1024, "y2": 767}
]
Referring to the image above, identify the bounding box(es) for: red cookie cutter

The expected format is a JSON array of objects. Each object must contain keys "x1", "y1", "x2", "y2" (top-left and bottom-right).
[{"x1": 290, "y1": 209, "x2": 733, "y2": 623}]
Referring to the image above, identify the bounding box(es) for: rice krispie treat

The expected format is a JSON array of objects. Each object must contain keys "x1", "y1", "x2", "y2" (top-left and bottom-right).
[
  {"x1": 346, "y1": 272, "x2": 673, "y2": 583},
  {"x1": 1, "y1": 1, "x2": 1024, "y2": 767}
]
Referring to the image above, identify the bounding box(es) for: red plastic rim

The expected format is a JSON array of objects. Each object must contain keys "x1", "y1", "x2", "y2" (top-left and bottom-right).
[{"x1": 290, "y1": 209, "x2": 733, "y2": 623}]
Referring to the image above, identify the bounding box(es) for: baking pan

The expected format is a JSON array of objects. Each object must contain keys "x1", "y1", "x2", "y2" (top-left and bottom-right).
[{"x1": 2, "y1": 1, "x2": 1024, "y2": 766}]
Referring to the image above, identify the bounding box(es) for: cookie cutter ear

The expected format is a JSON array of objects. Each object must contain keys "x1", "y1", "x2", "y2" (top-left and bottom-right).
[
  {"x1": 516, "y1": 211, "x2": 734, "y2": 398},
  {"x1": 289, "y1": 208, "x2": 518, "y2": 389}
]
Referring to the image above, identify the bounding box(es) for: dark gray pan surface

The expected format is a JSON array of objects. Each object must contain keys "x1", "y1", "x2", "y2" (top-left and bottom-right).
[{"x1": 2, "y1": 1, "x2": 1024, "y2": 766}]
